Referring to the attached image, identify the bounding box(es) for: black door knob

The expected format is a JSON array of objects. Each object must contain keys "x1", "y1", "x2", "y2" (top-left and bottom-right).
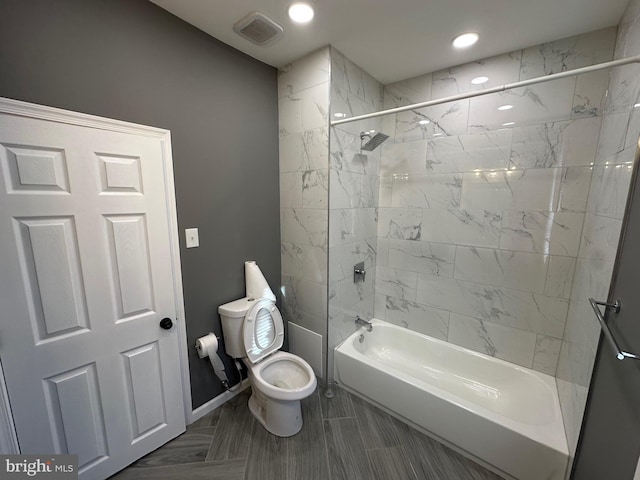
[{"x1": 160, "y1": 318, "x2": 173, "y2": 330}]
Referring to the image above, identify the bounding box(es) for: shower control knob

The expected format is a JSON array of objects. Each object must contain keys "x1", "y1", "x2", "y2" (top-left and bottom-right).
[
  {"x1": 160, "y1": 318, "x2": 173, "y2": 330},
  {"x1": 354, "y1": 261, "x2": 366, "y2": 283}
]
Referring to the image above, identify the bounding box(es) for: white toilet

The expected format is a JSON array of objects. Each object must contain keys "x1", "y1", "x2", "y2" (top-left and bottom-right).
[{"x1": 219, "y1": 296, "x2": 317, "y2": 437}]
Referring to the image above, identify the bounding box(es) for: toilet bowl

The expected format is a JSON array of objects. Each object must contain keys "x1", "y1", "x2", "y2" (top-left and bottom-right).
[
  {"x1": 219, "y1": 297, "x2": 317, "y2": 437},
  {"x1": 249, "y1": 351, "x2": 316, "y2": 400}
]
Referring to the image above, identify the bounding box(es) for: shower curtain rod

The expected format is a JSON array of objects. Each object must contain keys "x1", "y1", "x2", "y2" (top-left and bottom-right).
[{"x1": 330, "y1": 55, "x2": 640, "y2": 126}]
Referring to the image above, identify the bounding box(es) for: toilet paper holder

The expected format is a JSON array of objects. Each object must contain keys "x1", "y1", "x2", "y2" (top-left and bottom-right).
[{"x1": 195, "y1": 333, "x2": 230, "y2": 389}]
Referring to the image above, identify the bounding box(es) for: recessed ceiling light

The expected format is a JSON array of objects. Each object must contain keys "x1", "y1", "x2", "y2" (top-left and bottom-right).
[
  {"x1": 471, "y1": 76, "x2": 489, "y2": 85},
  {"x1": 498, "y1": 104, "x2": 514, "y2": 111},
  {"x1": 634, "y1": 103, "x2": 640, "y2": 108},
  {"x1": 432, "y1": 133, "x2": 444, "y2": 137},
  {"x1": 334, "y1": 112, "x2": 346, "y2": 118},
  {"x1": 419, "y1": 120, "x2": 430, "y2": 125},
  {"x1": 288, "y1": 2, "x2": 314, "y2": 24},
  {"x1": 502, "y1": 122, "x2": 515, "y2": 126},
  {"x1": 452, "y1": 32, "x2": 479, "y2": 49}
]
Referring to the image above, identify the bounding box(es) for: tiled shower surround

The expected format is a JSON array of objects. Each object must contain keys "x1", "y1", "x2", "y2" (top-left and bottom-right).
[
  {"x1": 280, "y1": 17, "x2": 640, "y2": 466},
  {"x1": 557, "y1": 0, "x2": 640, "y2": 458},
  {"x1": 278, "y1": 47, "x2": 331, "y2": 376},
  {"x1": 372, "y1": 25, "x2": 639, "y2": 459},
  {"x1": 375, "y1": 27, "x2": 617, "y2": 379},
  {"x1": 328, "y1": 48, "x2": 384, "y2": 376}
]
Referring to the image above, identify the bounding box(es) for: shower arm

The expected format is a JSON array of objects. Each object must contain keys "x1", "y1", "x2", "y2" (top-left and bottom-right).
[{"x1": 330, "y1": 55, "x2": 640, "y2": 126}]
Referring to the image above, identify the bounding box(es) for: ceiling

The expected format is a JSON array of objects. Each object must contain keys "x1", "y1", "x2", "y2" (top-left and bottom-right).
[{"x1": 149, "y1": 0, "x2": 630, "y2": 84}]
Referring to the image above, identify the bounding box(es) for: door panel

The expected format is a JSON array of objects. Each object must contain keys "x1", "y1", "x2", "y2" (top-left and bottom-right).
[
  {"x1": 14, "y1": 216, "x2": 89, "y2": 339},
  {"x1": 45, "y1": 364, "x2": 108, "y2": 469},
  {"x1": 0, "y1": 110, "x2": 185, "y2": 479},
  {"x1": 2, "y1": 144, "x2": 70, "y2": 193},
  {"x1": 97, "y1": 153, "x2": 143, "y2": 194},
  {"x1": 122, "y1": 342, "x2": 167, "y2": 440},
  {"x1": 105, "y1": 214, "x2": 154, "y2": 318},
  {"x1": 572, "y1": 146, "x2": 640, "y2": 478}
]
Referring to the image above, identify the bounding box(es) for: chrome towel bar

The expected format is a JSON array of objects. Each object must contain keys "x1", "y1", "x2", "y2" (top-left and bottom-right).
[{"x1": 589, "y1": 298, "x2": 640, "y2": 361}]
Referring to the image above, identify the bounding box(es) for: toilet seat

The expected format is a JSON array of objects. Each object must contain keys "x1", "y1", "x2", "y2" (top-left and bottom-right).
[
  {"x1": 242, "y1": 298, "x2": 284, "y2": 364},
  {"x1": 241, "y1": 298, "x2": 316, "y2": 401}
]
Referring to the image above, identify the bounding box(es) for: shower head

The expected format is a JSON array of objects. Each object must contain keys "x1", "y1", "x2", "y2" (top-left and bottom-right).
[{"x1": 360, "y1": 131, "x2": 389, "y2": 151}]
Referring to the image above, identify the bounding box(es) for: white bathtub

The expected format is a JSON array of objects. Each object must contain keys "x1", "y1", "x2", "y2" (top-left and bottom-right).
[{"x1": 334, "y1": 319, "x2": 568, "y2": 480}]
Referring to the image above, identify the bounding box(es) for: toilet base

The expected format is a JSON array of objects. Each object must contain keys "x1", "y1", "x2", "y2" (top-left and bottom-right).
[{"x1": 248, "y1": 387, "x2": 303, "y2": 437}]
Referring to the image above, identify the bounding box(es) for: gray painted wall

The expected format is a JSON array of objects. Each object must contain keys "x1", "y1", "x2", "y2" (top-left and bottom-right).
[{"x1": 0, "y1": 0, "x2": 280, "y2": 409}]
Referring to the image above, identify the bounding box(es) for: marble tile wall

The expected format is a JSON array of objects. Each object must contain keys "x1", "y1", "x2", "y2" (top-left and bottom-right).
[
  {"x1": 557, "y1": 0, "x2": 640, "y2": 460},
  {"x1": 328, "y1": 48, "x2": 383, "y2": 378},
  {"x1": 376, "y1": 27, "x2": 618, "y2": 380},
  {"x1": 282, "y1": 32, "x2": 637, "y2": 458},
  {"x1": 278, "y1": 48, "x2": 331, "y2": 374}
]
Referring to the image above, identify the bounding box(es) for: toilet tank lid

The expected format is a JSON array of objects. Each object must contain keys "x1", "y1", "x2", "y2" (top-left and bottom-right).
[{"x1": 218, "y1": 297, "x2": 255, "y2": 318}]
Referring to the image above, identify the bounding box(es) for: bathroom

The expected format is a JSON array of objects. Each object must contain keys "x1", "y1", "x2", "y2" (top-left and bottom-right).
[{"x1": 0, "y1": 0, "x2": 639, "y2": 478}]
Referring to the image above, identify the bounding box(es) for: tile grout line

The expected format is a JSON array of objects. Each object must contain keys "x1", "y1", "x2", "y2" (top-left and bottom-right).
[
  {"x1": 350, "y1": 398, "x2": 381, "y2": 477},
  {"x1": 242, "y1": 418, "x2": 257, "y2": 480},
  {"x1": 201, "y1": 425, "x2": 218, "y2": 465},
  {"x1": 284, "y1": 417, "x2": 291, "y2": 480},
  {"x1": 397, "y1": 443, "x2": 420, "y2": 480},
  {"x1": 318, "y1": 392, "x2": 334, "y2": 480}
]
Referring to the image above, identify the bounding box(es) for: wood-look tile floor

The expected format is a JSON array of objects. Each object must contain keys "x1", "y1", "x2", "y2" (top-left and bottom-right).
[{"x1": 111, "y1": 386, "x2": 504, "y2": 480}]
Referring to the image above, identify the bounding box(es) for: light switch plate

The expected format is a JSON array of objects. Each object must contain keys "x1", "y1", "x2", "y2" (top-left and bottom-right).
[{"x1": 185, "y1": 228, "x2": 199, "y2": 248}]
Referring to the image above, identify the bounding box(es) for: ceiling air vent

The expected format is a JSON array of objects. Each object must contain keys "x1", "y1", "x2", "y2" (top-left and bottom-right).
[{"x1": 233, "y1": 12, "x2": 284, "y2": 46}]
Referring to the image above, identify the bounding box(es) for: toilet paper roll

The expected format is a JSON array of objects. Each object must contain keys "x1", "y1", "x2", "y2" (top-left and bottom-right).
[
  {"x1": 245, "y1": 260, "x2": 276, "y2": 301},
  {"x1": 195, "y1": 333, "x2": 217, "y2": 358},
  {"x1": 195, "y1": 333, "x2": 229, "y2": 385}
]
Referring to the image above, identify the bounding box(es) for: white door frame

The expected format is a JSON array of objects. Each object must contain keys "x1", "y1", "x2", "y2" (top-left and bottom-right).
[{"x1": 0, "y1": 97, "x2": 193, "y2": 452}]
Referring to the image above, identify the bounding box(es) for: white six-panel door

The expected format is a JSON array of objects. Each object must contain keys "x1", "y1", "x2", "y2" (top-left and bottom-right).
[{"x1": 0, "y1": 103, "x2": 186, "y2": 479}]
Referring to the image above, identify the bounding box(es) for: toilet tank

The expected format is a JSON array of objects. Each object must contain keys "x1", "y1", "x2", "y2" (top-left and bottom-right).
[{"x1": 218, "y1": 297, "x2": 254, "y2": 358}]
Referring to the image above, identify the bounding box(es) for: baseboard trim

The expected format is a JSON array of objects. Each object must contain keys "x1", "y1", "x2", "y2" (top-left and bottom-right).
[{"x1": 190, "y1": 379, "x2": 250, "y2": 423}]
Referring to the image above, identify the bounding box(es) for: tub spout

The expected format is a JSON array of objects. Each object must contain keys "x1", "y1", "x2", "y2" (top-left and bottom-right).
[{"x1": 355, "y1": 316, "x2": 373, "y2": 332}]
